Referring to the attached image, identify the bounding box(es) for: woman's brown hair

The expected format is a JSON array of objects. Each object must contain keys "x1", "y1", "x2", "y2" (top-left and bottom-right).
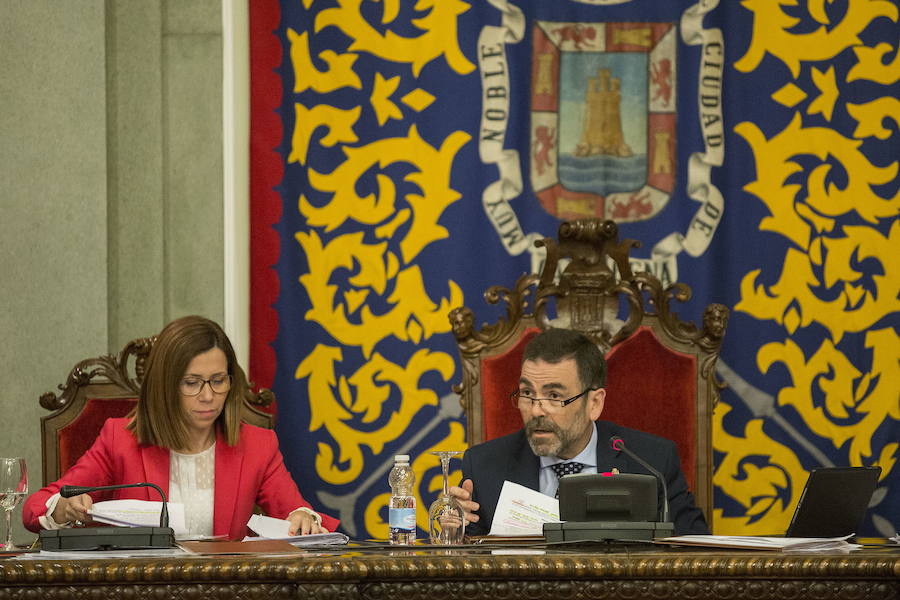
[{"x1": 128, "y1": 315, "x2": 248, "y2": 450}]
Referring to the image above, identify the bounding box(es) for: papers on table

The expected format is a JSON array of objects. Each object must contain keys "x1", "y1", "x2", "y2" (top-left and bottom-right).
[
  {"x1": 245, "y1": 513, "x2": 349, "y2": 546},
  {"x1": 488, "y1": 481, "x2": 560, "y2": 536},
  {"x1": 88, "y1": 500, "x2": 187, "y2": 536},
  {"x1": 19, "y1": 548, "x2": 188, "y2": 560},
  {"x1": 78, "y1": 504, "x2": 345, "y2": 548},
  {"x1": 246, "y1": 513, "x2": 296, "y2": 538},
  {"x1": 656, "y1": 534, "x2": 861, "y2": 552}
]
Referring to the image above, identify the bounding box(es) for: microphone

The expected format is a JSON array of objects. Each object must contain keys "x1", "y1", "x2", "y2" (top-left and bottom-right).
[
  {"x1": 60, "y1": 482, "x2": 169, "y2": 527},
  {"x1": 610, "y1": 436, "x2": 670, "y2": 523},
  {"x1": 40, "y1": 482, "x2": 175, "y2": 551}
]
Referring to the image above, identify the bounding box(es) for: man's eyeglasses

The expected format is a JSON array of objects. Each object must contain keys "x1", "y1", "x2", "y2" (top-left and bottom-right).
[
  {"x1": 180, "y1": 374, "x2": 232, "y2": 396},
  {"x1": 510, "y1": 388, "x2": 595, "y2": 413}
]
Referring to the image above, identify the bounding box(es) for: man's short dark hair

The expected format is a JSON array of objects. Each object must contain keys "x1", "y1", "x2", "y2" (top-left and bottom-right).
[{"x1": 522, "y1": 328, "x2": 606, "y2": 389}]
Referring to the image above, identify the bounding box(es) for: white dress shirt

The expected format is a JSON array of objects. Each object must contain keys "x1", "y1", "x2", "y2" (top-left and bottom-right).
[{"x1": 538, "y1": 423, "x2": 599, "y2": 498}]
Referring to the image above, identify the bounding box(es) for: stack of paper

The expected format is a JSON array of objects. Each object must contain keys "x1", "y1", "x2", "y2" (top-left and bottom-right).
[
  {"x1": 655, "y1": 534, "x2": 861, "y2": 553},
  {"x1": 88, "y1": 500, "x2": 188, "y2": 536},
  {"x1": 245, "y1": 513, "x2": 349, "y2": 546}
]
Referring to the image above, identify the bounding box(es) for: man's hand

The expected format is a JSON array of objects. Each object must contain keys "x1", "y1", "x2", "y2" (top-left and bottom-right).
[
  {"x1": 448, "y1": 479, "x2": 480, "y2": 524},
  {"x1": 287, "y1": 510, "x2": 326, "y2": 536},
  {"x1": 52, "y1": 493, "x2": 93, "y2": 526}
]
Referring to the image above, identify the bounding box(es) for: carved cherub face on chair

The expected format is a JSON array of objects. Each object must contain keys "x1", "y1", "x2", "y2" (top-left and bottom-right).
[
  {"x1": 702, "y1": 304, "x2": 729, "y2": 340},
  {"x1": 449, "y1": 307, "x2": 474, "y2": 339},
  {"x1": 516, "y1": 357, "x2": 606, "y2": 459}
]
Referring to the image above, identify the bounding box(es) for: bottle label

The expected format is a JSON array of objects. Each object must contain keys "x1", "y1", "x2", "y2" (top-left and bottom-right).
[{"x1": 389, "y1": 508, "x2": 416, "y2": 532}]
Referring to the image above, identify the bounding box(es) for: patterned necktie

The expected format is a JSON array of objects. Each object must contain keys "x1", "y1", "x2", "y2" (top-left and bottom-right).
[{"x1": 550, "y1": 462, "x2": 585, "y2": 497}]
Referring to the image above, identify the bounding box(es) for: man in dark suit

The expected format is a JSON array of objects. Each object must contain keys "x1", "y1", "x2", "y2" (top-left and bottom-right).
[{"x1": 450, "y1": 328, "x2": 708, "y2": 536}]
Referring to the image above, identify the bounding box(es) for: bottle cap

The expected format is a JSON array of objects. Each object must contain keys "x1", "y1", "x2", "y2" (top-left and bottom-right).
[{"x1": 394, "y1": 455, "x2": 410, "y2": 463}]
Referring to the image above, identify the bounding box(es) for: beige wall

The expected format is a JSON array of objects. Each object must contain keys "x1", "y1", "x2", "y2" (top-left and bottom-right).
[{"x1": 0, "y1": 0, "x2": 225, "y2": 545}]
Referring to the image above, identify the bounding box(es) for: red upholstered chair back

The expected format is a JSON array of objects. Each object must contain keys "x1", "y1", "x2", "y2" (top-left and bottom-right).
[
  {"x1": 39, "y1": 336, "x2": 275, "y2": 485},
  {"x1": 604, "y1": 326, "x2": 698, "y2": 489},
  {"x1": 56, "y1": 398, "x2": 138, "y2": 480},
  {"x1": 450, "y1": 219, "x2": 728, "y2": 522},
  {"x1": 477, "y1": 327, "x2": 541, "y2": 443}
]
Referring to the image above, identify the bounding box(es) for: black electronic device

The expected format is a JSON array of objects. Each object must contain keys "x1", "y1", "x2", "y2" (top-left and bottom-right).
[
  {"x1": 543, "y1": 437, "x2": 674, "y2": 542},
  {"x1": 785, "y1": 466, "x2": 881, "y2": 538},
  {"x1": 557, "y1": 472, "x2": 658, "y2": 522},
  {"x1": 544, "y1": 472, "x2": 674, "y2": 542},
  {"x1": 39, "y1": 482, "x2": 175, "y2": 551}
]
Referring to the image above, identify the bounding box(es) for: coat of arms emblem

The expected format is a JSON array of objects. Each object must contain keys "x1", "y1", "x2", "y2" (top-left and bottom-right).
[{"x1": 531, "y1": 21, "x2": 677, "y2": 222}]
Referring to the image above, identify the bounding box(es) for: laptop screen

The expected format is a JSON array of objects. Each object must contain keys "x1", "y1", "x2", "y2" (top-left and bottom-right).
[{"x1": 786, "y1": 466, "x2": 881, "y2": 538}]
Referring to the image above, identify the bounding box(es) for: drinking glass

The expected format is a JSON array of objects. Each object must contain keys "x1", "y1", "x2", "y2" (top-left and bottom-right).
[
  {"x1": 428, "y1": 451, "x2": 465, "y2": 545},
  {"x1": 0, "y1": 458, "x2": 27, "y2": 551}
]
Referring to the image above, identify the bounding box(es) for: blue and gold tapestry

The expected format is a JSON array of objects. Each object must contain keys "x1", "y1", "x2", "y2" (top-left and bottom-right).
[{"x1": 249, "y1": 0, "x2": 899, "y2": 538}]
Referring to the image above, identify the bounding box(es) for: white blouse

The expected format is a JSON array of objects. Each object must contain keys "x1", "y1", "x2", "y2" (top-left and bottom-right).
[{"x1": 168, "y1": 443, "x2": 215, "y2": 537}]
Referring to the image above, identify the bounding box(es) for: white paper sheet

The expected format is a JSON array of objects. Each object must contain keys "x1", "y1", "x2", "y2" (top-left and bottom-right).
[
  {"x1": 656, "y1": 534, "x2": 861, "y2": 552},
  {"x1": 488, "y1": 481, "x2": 560, "y2": 536},
  {"x1": 246, "y1": 513, "x2": 293, "y2": 538},
  {"x1": 22, "y1": 548, "x2": 189, "y2": 560},
  {"x1": 245, "y1": 513, "x2": 349, "y2": 546},
  {"x1": 88, "y1": 500, "x2": 187, "y2": 536}
]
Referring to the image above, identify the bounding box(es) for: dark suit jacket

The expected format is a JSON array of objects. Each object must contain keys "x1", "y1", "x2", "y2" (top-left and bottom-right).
[{"x1": 461, "y1": 420, "x2": 708, "y2": 536}]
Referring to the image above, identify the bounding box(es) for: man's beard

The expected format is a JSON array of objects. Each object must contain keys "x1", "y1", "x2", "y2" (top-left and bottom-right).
[{"x1": 525, "y1": 416, "x2": 580, "y2": 457}]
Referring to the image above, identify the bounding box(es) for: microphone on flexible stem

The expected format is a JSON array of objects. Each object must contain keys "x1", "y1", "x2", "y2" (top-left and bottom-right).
[
  {"x1": 60, "y1": 482, "x2": 170, "y2": 527},
  {"x1": 610, "y1": 436, "x2": 670, "y2": 523},
  {"x1": 40, "y1": 482, "x2": 175, "y2": 551}
]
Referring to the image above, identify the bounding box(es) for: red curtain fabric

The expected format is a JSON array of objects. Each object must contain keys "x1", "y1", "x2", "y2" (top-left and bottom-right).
[{"x1": 248, "y1": 1, "x2": 282, "y2": 404}]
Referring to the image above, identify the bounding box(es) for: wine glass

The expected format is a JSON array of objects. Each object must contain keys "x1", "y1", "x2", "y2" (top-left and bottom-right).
[
  {"x1": 428, "y1": 451, "x2": 465, "y2": 545},
  {"x1": 0, "y1": 458, "x2": 27, "y2": 551}
]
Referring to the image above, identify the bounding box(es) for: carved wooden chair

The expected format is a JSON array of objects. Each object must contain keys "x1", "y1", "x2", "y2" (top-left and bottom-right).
[
  {"x1": 450, "y1": 219, "x2": 728, "y2": 521},
  {"x1": 39, "y1": 336, "x2": 274, "y2": 486}
]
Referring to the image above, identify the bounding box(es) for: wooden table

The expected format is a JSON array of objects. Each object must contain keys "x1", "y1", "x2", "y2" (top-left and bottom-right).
[{"x1": 0, "y1": 544, "x2": 897, "y2": 599}]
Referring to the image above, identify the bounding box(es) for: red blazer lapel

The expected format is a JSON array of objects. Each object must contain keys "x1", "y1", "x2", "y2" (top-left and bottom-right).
[
  {"x1": 140, "y1": 444, "x2": 171, "y2": 501},
  {"x1": 213, "y1": 429, "x2": 243, "y2": 537}
]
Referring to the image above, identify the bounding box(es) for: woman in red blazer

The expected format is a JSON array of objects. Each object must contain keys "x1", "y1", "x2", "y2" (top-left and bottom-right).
[{"x1": 24, "y1": 316, "x2": 338, "y2": 539}]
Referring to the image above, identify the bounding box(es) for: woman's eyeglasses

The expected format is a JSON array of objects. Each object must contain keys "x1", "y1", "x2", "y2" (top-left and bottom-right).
[{"x1": 180, "y1": 374, "x2": 232, "y2": 396}]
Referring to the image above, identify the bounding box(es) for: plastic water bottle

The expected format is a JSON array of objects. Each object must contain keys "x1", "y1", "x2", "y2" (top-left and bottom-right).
[{"x1": 388, "y1": 454, "x2": 416, "y2": 544}]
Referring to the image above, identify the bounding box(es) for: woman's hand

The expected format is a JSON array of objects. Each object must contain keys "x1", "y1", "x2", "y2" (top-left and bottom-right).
[
  {"x1": 51, "y1": 493, "x2": 93, "y2": 526},
  {"x1": 287, "y1": 509, "x2": 326, "y2": 535}
]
